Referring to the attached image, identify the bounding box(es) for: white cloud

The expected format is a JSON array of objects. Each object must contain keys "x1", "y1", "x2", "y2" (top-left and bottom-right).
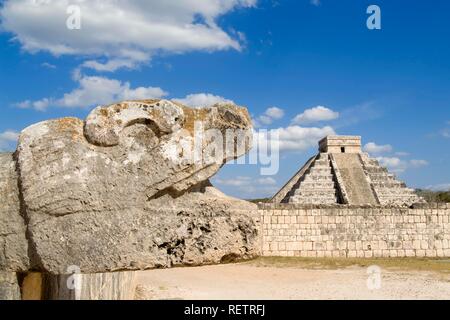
[
  {"x1": 257, "y1": 177, "x2": 277, "y2": 185},
  {"x1": 376, "y1": 156, "x2": 403, "y2": 171},
  {"x1": 258, "y1": 125, "x2": 335, "y2": 152},
  {"x1": 0, "y1": 130, "x2": 19, "y2": 142},
  {"x1": 436, "y1": 121, "x2": 450, "y2": 139},
  {"x1": 292, "y1": 106, "x2": 339, "y2": 125},
  {"x1": 81, "y1": 59, "x2": 141, "y2": 73},
  {"x1": 265, "y1": 107, "x2": 284, "y2": 120},
  {"x1": 256, "y1": 115, "x2": 273, "y2": 126},
  {"x1": 310, "y1": 0, "x2": 321, "y2": 6},
  {"x1": 363, "y1": 142, "x2": 393, "y2": 155},
  {"x1": 409, "y1": 159, "x2": 429, "y2": 168},
  {"x1": 441, "y1": 128, "x2": 450, "y2": 138},
  {"x1": 174, "y1": 93, "x2": 234, "y2": 108},
  {"x1": 376, "y1": 156, "x2": 428, "y2": 174},
  {"x1": 214, "y1": 176, "x2": 252, "y2": 187},
  {"x1": 213, "y1": 175, "x2": 278, "y2": 198},
  {"x1": 16, "y1": 99, "x2": 50, "y2": 111},
  {"x1": 425, "y1": 183, "x2": 450, "y2": 192},
  {"x1": 254, "y1": 106, "x2": 285, "y2": 127},
  {"x1": 215, "y1": 176, "x2": 276, "y2": 187},
  {"x1": 364, "y1": 140, "x2": 428, "y2": 173},
  {"x1": 395, "y1": 151, "x2": 410, "y2": 157},
  {"x1": 41, "y1": 62, "x2": 56, "y2": 69},
  {"x1": 0, "y1": 130, "x2": 20, "y2": 151},
  {"x1": 0, "y1": 0, "x2": 256, "y2": 71},
  {"x1": 17, "y1": 74, "x2": 167, "y2": 111},
  {"x1": 332, "y1": 102, "x2": 381, "y2": 129}
]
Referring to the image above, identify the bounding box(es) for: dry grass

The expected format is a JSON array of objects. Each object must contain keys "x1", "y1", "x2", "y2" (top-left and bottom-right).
[{"x1": 243, "y1": 256, "x2": 450, "y2": 275}]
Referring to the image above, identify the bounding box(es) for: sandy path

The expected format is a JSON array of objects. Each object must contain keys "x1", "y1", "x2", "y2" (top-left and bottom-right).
[{"x1": 134, "y1": 263, "x2": 450, "y2": 300}]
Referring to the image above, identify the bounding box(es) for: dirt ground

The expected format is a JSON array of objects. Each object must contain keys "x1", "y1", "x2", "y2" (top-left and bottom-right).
[{"x1": 134, "y1": 258, "x2": 450, "y2": 300}]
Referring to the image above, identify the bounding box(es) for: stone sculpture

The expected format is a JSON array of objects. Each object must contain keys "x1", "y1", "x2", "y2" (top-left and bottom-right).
[{"x1": 0, "y1": 99, "x2": 260, "y2": 277}]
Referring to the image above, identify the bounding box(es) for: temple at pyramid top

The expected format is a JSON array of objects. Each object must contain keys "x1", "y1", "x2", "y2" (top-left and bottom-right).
[
  {"x1": 318, "y1": 135, "x2": 361, "y2": 153},
  {"x1": 271, "y1": 135, "x2": 425, "y2": 207}
]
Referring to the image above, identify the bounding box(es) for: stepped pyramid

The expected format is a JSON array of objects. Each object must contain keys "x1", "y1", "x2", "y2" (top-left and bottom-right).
[{"x1": 271, "y1": 136, "x2": 425, "y2": 206}]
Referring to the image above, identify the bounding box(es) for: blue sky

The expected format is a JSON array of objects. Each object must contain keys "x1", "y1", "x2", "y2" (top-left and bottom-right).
[{"x1": 0, "y1": 0, "x2": 449, "y2": 199}]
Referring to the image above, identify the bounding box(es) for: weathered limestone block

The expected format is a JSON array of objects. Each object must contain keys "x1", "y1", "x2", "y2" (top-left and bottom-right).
[
  {"x1": 14, "y1": 100, "x2": 257, "y2": 274},
  {"x1": 27, "y1": 181, "x2": 259, "y2": 274},
  {"x1": 0, "y1": 272, "x2": 21, "y2": 300},
  {"x1": 0, "y1": 153, "x2": 29, "y2": 272}
]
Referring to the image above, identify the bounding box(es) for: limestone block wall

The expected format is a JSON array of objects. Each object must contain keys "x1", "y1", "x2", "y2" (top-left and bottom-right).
[{"x1": 258, "y1": 203, "x2": 450, "y2": 258}]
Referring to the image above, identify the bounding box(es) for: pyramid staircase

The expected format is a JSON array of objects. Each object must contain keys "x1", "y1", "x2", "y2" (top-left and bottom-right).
[
  {"x1": 359, "y1": 153, "x2": 424, "y2": 206},
  {"x1": 281, "y1": 153, "x2": 339, "y2": 204}
]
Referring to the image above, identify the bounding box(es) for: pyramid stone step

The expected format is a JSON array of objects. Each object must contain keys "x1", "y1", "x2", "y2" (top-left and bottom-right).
[
  {"x1": 302, "y1": 174, "x2": 334, "y2": 181},
  {"x1": 307, "y1": 167, "x2": 333, "y2": 175},
  {"x1": 378, "y1": 194, "x2": 421, "y2": 200},
  {"x1": 375, "y1": 188, "x2": 417, "y2": 195},
  {"x1": 297, "y1": 181, "x2": 336, "y2": 189},
  {"x1": 312, "y1": 159, "x2": 330, "y2": 166},
  {"x1": 317, "y1": 153, "x2": 329, "y2": 160},
  {"x1": 371, "y1": 181, "x2": 406, "y2": 188},
  {"x1": 364, "y1": 159, "x2": 380, "y2": 166},
  {"x1": 364, "y1": 166, "x2": 388, "y2": 173},
  {"x1": 368, "y1": 172, "x2": 395, "y2": 178},
  {"x1": 367, "y1": 173, "x2": 396, "y2": 181},
  {"x1": 292, "y1": 196, "x2": 337, "y2": 202},
  {"x1": 289, "y1": 196, "x2": 338, "y2": 204},
  {"x1": 294, "y1": 191, "x2": 337, "y2": 198},
  {"x1": 379, "y1": 195, "x2": 420, "y2": 200},
  {"x1": 289, "y1": 200, "x2": 337, "y2": 205},
  {"x1": 294, "y1": 190, "x2": 337, "y2": 197}
]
